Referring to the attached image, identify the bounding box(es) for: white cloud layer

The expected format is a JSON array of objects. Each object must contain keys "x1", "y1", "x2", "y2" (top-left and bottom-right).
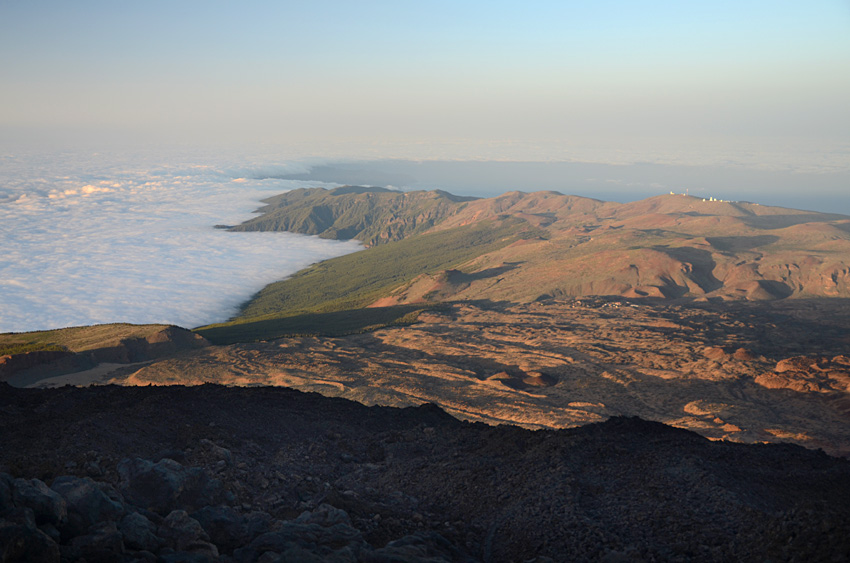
[{"x1": 0, "y1": 150, "x2": 360, "y2": 333}]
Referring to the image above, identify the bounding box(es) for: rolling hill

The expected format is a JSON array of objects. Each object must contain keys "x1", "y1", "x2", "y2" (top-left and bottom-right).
[{"x1": 202, "y1": 186, "x2": 850, "y2": 342}]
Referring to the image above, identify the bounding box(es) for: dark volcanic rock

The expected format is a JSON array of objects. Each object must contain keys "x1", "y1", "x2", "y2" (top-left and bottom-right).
[
  {"x1": 0, "y1": 514, "x2": 60, "y2": 563},
  {"x1": 119, "y1": 511, "x2": 164, "y2": 552},
  {"x1": 117, "y1": 458, "x2": 228, "y2": 515},
  {"x1": 1, "y1": 383, "x2": 849, "y2": 561},
  {"x1": 0, "y1": 473, "x2": 12, "y2": 514},
  {"x1": 191, "y1": 506, "x2": 270, "y2": 554},
  {"x1": 11, "y1": 478, "x2": 66, "y2": 527},
  {"x1": 366, "y1": 531, "x2": 477, "y2": 563},
  {"x1": 51, "y1": 475, "x2": 124, "y2": 536},
  {"x1": 69, "y1": 521, "x2": 124, "y2": 562},
  {"x1": 158, "y1": 510, "x2": 219, "y2": 558}
]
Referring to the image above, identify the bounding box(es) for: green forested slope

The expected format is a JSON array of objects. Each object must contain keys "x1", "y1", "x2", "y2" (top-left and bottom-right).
[{"x1": 229, "y1": 185, "x2": 475, "y2": 246}]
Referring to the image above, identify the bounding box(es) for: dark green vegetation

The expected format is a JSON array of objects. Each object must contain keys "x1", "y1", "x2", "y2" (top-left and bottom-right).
[
  {"x1": 0, "y1": 341, "x2": 67, "y2": 356},
  {"x1": 241, "y1": 218, "x2": 527, "y2": 317},
  {"x1": 198, "y1": 217, "x2": 533, "y2": 343},
  {"x1": 229, "y1": 185, "x2": 475, "y2": 246},
  {"x1": 196, "y1": 304, "x2": 439, "y2": 345}
]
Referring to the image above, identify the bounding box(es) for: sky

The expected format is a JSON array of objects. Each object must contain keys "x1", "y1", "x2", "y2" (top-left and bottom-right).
[
  {"x1": 2, "y1": 1, "x2": 849, "y2": 169},
  {"x1": 1, "y1": 2, "x2": 849, "y2": 331}
]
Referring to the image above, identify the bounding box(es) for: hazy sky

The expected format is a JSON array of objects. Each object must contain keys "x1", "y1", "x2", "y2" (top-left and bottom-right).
[{"x1": 2, "y1": 1, "x2": 849, "y2": 167}]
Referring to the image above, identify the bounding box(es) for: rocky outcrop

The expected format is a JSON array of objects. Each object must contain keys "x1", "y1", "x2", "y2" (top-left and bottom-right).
[
  {"x1": 2, "y1": 384, "x2": 850, "y2": 561},
  {"x1": 1, "y1": 463, "x2": 465, "y2": 562},
  {"x1": 0, "y1": 453, "x2": 473, "y2": 561},
  {"x1": 756, "y1": 355, "x2": 850, "y2": 393},
  {"x1": 128, "y1": 298, "x2": 850, "y2": 456}
]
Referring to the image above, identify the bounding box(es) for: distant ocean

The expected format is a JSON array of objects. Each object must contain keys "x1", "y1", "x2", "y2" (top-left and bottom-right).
[{"x1": 0, "y1": 150, "x2": 361, "y2": 333}]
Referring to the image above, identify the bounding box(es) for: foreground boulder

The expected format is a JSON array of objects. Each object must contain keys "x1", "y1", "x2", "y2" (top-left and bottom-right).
[
  {"x1": 117, "y1": 458, "x2": 229, "y2": 515},
  {"x1": 0, "y1": 467, "x2": 464, "y2": 562},
  {"x1": 2, "y1": 384, "x2": 850, "y2": 561},
  {"x1": 51, "y1": 475, "x2": 124, "y2": 537}
]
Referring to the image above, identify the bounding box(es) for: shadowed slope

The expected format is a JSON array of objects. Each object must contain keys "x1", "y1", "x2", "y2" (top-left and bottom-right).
[{"x1": 2, "y1": 383, "x2": 849, "y2": 561}]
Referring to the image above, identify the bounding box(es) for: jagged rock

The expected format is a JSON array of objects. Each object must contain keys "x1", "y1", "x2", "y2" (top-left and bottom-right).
[
  {"x1": 39, "y1": 522, "x2": 60, "y2": 544},
  {"x1": 260, "y1": 544, "x2": 357, "y2": 562},
  {"x1": 154, "y1": 449, "x2": 188, "y2": 464},
  {"x1": 757, "y1": 355, "x2": 850, "y2": 393},
  {"x1": 732, "y1": 348, "x2": 755, "y2": 361},
  {"x1": 11, "y1": 478, "x2": 66, "y2": 526},
  {"x1": 0, "y1": 507, "x2": 36, "y2": 529},
  {"x1": 365, "y1": 531, "x2": 475, "y2": 562},
  {"x1": 702, "y1": 346, "x2": 729, "y2": 361},
  {"x1": 117, "y1": 458, "x2": 182, "y2": 514},
  {"x1": 51, "y1": 475, "x2": 124, "y2": 536},
  {"x1": 119, "y1": 511, "x2": 165, "y2": 552},
  {"x1": 242, "y1": 511, "x2": 274, "y2": 544},
  {"x1": 84, "y1": 460, "x2": 104, "y2": 478},
  {"x1": 295, "y1": 503, "x2": 352, "y2": 527},
  {"x1": 117, "y1": 458, "x2": 228, "y2": 515},
  {"x1": 158, "y1": 510, "x2": 219, "y2": 558},
  {"x1": 0, "y1": 512, "x2": 60, "y2": 563},
  {"x1": 69, "y1": 521, "x2": 124, "y2": 562},
  {"x1": 232, "y1": 511, "x2": 365, "y2": 563},
  {"x1": 198, "y1": 438, "x2": 233, "y2": 466},
  {"x1": 0, "y1": 473, "x2": 12, "y2": 515},
  {"x1": 191, "y1": 505, "x2": 271, "y2": 554},
  {"x1": 158, "y1": 552, "x2": 218, "y2": 563},
  {"x1": 3, "y1": 382, "x2": 850, "y2": 561}
]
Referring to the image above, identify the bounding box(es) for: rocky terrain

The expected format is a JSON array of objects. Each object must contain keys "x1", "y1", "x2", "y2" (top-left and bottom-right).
[
  {"x1": 4, "y1": 187, "x2": 850, "y2": 561},
  {"x1": 0, "y1": 325, "x2": 208, "y2": 387},
  {"x1": 105, "y1": 297, "x2": 850, "y2": 457},
  {"x1": 2, "y1": 383, "x2": 849, "y2": 562}
]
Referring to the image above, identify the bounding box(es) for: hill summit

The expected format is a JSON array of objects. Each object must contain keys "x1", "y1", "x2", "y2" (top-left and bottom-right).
[{"x1": 225, "y1": 187, "x2": 850, "y2": 326}]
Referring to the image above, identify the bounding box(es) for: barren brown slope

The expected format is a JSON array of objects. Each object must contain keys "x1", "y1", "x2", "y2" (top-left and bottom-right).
[{"x1": 376, "y1": 192, "x2": 850, "y2": 305}]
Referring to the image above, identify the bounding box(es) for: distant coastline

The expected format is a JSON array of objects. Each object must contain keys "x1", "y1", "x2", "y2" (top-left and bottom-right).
[{"x1": 258, "y1": 159, "x2": 850, "y2": 216}]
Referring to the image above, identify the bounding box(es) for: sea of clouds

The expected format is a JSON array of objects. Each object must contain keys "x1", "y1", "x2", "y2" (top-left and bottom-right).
[{"x1": 0, "y1": 150, "x2": 361, "y2": 333}]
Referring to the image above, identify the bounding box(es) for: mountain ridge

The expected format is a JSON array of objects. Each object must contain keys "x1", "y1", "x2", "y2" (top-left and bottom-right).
[
  {"x1": 229, "y1": 186, "x2": 477, "y2": 247},
  {"x1": 221, "y1": 188, "x2": 850, "y2": 333}
]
